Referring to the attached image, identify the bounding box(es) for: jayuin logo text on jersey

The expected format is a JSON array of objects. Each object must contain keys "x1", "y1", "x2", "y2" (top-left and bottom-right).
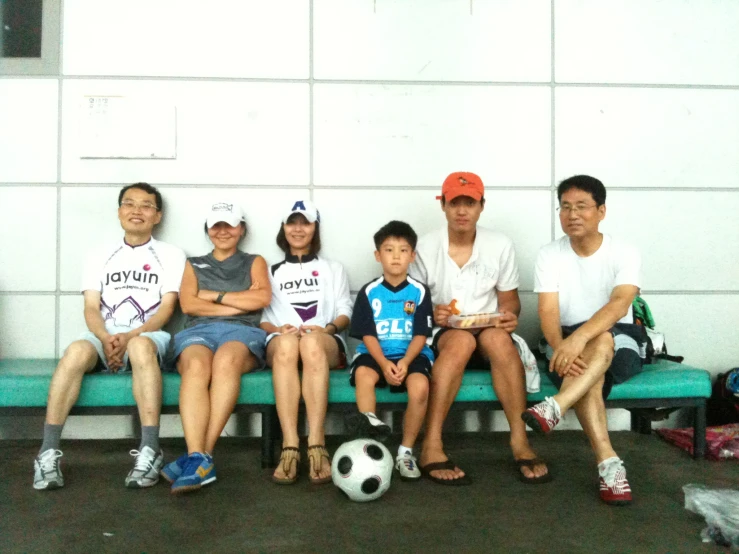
[
  {"x1": 105, "y1": 270, "x2": 159, "y2": 286},
  {"x1": 280, "y1": 278, "x2": 318, "y2": 291}
]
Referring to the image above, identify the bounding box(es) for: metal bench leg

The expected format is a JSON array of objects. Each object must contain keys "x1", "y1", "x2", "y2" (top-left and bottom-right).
[
  {"x1": 629, "y1": 410, "x2": 652, "y2": 435},
  {"x1": 693, "y1": 403, "x2": 706, "y2": 459},
  {"x1": 261, "y1": 407, "x2": 278, "y2": 469}
]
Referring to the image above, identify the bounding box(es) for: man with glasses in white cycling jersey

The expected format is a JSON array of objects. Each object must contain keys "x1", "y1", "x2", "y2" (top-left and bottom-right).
[{"x1": 33, "y1": 183, "x2": 185, "y2": 491}]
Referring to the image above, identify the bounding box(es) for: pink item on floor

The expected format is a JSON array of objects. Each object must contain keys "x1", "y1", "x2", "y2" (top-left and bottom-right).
[{"x1": 657, "y1": 424, "x2": 739, "y2": 460}]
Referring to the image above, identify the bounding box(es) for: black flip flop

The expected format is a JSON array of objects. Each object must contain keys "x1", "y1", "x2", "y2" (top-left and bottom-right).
[
  {"x1": 515, "y1": 458, "x2": 552, "y2": 485},
  {"x1": 420, "y1": 459, "x2": 472, "y2": 486}
]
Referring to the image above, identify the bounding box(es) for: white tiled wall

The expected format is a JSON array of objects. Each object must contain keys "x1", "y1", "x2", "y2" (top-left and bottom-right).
[
  {"x1": 60, "y1": 81, "x2": 310, "y2": 185},
  {"x1": 62, "y1": 0, "x2": 309, "y2": 79},
  {"x1": 2, "y1": 0, "x2": 738, "y2": 438},
  {"x1": 0, "y1": 80, "x2": 59, "y2": 183},
  {"x1": 555, "y1": 0, "x2": 739, "y2": 85},
  {"x1": 313, "y1": 0, "x2": 551, "y2": 82},
  {"x1": 555, "y1": 88, "x2": 739, "y2": 188},
  {"x1": 313, "y1": 84, "x2": 551, "y2": 187}
]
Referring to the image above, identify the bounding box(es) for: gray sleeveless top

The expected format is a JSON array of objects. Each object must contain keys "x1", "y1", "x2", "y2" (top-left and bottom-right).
[{"x1": 184, "y1": 250, "x2": 262, "y2": 329}]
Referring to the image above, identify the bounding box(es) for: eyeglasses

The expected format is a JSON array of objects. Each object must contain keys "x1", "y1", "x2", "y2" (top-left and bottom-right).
[
  {"x1": 119, "y1": 200, "x2": 159, "y2": 212},
  {"x1": 557, "y1": 203, "x2": 598, "y2": 215}
]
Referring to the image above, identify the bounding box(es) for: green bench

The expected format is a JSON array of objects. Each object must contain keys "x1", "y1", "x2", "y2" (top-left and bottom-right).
[{"x1": 0, "y1": 358, "x2": 711, "y2": 467}]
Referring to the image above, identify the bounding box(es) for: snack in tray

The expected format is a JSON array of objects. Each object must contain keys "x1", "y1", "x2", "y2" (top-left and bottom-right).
[
  {"x1": 449, "y1": 299, "x2": 461, "y2": 315},
  {"x1": 449, "y1": 312, "x2": 502, "y2": 329}
]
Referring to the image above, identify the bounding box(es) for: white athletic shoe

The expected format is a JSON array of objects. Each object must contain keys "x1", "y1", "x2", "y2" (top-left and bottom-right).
[
  {"x1": 395, "y1": 452, "x2": 421, "y2": 481},
  {"x1": 125, "y1": 446, "x2": 164, "y2": 489},
  {"x1": 33, "y1": 449, "x2": 64, "y2": 490}
]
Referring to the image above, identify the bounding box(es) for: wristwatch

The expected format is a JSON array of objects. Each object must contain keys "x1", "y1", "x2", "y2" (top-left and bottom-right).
[
  {"x1": 326, "y1": 323, "x2": 338, "y2": 335},
  {"x1": 215, "y1": 291, "x2": 226, "y2": 304}
]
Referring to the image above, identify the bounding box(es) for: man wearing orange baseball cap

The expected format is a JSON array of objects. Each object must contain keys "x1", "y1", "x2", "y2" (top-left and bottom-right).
[{"x1": 411, "y1": 171, "x2": 549, "y2": 486}]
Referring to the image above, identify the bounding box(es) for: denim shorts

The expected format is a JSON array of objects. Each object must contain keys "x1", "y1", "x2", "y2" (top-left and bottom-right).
[
  {"x1": 173, "y1": 322, "x2": 267, "y2": 366},
  {"x1": 77, "y1": 329, "x2": 171, "y2": 373}
]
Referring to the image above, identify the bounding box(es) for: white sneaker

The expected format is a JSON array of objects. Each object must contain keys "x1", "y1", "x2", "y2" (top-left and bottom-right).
[
  {"x1": 125, "y1": 446, "x2": 164, "y2": 489},
  {"x1": 395, "y1": 452, "x2": 421, "y2": 481},
  {"x1": 33, "y1": 449, "x2": 64, "y2": 490}
]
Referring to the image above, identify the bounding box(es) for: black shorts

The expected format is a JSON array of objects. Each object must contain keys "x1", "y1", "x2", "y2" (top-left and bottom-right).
[
  {"x1": 350, "y1": 353, "x2": 432, "y2": 393},
  {"x1": 431, "y1": 327, "x2": 489, "y2": 369},
  {"x1": 331, "y1": 335, "x2": 348, "y2": 370},
  {"x1": 545, "y1": 324, "x2": 644, "y2": 400},
  {"x1": 267, "y1": 333, "x2": 348, "y2": 370}
]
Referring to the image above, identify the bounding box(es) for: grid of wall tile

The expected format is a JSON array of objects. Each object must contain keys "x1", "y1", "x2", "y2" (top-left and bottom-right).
[{"x1": 1, "y1": 0, "x2": 738, "y2": 437}]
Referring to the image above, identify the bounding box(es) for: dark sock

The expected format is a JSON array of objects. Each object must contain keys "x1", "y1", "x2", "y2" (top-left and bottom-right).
[
  {"x1": 139, "y1": 426, "x2": 160, "y2": 452},
  {"x1": 40, "y1": 423, "x2": 63, "y2": 455}
]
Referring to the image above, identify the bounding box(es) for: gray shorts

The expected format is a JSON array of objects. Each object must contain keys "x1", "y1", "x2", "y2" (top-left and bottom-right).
[{"x1": 77, "y1": 330, "x2": 171, "y2": 373}]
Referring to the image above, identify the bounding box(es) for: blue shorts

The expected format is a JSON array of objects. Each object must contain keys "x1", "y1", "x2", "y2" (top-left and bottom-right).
[
  {"x1": 77, "y1": 329, "x2": 170, "y2": 373},
  {"x1": 173, "y1": 322, "x2": 267, "y2": 366}
]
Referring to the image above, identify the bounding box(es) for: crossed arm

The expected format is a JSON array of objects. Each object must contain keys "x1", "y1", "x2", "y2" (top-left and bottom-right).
[
  {"x1": 538, "y1": 284, "x2": 639, "y2": 377},
  {"x1": 179, "y1": 256, "x2": 272, "y2": 317}
]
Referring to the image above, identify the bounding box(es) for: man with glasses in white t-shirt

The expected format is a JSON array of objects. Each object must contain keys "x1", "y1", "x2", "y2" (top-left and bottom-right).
[
  {"x1": 411, "y1": 172, "x2": 549, "y2": 486},
  {"x1": 522, "y1": 174, "x2": 643, "y2": 506},
  {"x1": 33, "y1": 183, "x2": 186, "y2": 492}
]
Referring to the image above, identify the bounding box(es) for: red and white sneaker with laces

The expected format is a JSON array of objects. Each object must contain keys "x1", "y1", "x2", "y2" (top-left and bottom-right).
[
  {"x1": 599, "y1": 459, "x2": 632, "y2": 506},
  {"x1": 522, "y1": 398, "x2": 561, "y2": 434}
]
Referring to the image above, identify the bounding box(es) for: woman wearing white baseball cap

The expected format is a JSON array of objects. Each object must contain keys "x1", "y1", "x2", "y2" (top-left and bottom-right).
[
  {"x1": 162, "y1": 201, "x2": 271, "y2": 494},
  {"x1": 260, "y1": 199, "x2": 353, "y2": 485}
]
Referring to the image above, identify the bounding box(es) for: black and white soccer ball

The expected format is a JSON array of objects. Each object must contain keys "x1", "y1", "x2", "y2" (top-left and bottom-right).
[{"x1": 331, "y1": 439, "x2": 393, "y2": 502}]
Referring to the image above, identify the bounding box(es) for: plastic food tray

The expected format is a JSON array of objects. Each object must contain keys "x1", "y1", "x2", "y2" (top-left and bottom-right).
[{"x1": 449, "y1": 312, "x2": 501, "y2": 329}]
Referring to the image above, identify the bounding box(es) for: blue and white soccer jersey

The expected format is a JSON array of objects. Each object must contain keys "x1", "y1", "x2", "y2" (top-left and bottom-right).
[{"x1": 350, "y1": 276, "x2": 435, "y2": 364}]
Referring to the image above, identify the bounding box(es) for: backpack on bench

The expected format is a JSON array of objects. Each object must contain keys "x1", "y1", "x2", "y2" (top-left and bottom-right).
[{"x1": 632, "y1": 296, "x2": 683, "y2": 364}]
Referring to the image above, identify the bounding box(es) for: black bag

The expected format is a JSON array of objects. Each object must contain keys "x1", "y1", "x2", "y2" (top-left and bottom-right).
[{"x1": 706, "y1": 370, "x2": 739, "y2": 426}]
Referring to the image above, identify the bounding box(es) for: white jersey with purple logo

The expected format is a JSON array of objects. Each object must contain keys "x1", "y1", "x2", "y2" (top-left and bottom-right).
[
  {"x1": 81, "y1": 238, "x2": 186, "y2": 332},
  {"x1": 261, "y1": 254, "x2": 353, "y2": 328}
]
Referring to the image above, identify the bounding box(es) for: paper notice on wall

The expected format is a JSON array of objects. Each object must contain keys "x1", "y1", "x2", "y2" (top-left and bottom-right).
[{"x1": 79, "y1": 96, "x2": 177, "y2": 159}]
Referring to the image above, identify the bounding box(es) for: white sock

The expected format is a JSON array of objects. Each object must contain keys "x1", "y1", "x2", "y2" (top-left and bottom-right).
[
  {"x1": 598, "y1": 456, "x2": 622, "y2": 477},
  {"x1": 545, "y1": 396, "x2": 562, "y2": 419},
  {"x1": 398, "y1": 445, "x2": 413, "y2": 458}
]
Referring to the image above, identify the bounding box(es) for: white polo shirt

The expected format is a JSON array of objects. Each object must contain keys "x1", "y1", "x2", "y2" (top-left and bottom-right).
[
  {"x1": 411, "y1": 226, "x2": 520, "y2": 316},
  {"x1": 533, "y1": 234, "x2": 641, "y2": 326},
  {"x1": 81, "y1": 237, "x2": 186, "y2": 332}
]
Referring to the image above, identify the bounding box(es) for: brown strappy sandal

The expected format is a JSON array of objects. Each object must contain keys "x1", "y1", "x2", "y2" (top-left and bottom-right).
[
  {"x1": 272, "y1": 447, "x2": 300, "y2": 485},
  {"x1": 307, "y1": 445, "x2": 332, "y2": 485}
]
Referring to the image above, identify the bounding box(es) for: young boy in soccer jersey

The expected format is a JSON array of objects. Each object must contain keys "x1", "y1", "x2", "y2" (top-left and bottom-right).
[{"x1": 348, "y1": 221, "x2": 434, "y2": 481}]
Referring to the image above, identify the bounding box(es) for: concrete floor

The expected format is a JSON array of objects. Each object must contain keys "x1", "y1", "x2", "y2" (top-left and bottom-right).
[{"x1": 2, "y1": 431, "x2": 737, "y2": 553}]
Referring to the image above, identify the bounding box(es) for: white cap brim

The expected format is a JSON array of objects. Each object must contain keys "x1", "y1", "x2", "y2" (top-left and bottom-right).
[
  {"x1": 206, "y1": 214, "x2": 244, "y2": 228},
  {"x1": 282, "y1": 211, "x2": 318, "y2": 224}
]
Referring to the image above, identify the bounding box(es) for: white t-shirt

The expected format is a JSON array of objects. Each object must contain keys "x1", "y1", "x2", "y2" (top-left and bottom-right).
[
  {"x1": 411, "y1": 226, "x2": 520, "y2": 316},
  {"x1": 533, "y1": 234, "x2": 641, "y2": 326},
  {"x1": 81, "y1": 238, "x2": 186, "y2": 332}
]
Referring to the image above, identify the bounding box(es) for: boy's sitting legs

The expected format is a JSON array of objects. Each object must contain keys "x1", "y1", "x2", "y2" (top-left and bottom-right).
[
  {"x1": 349, "y1": 362, "x2": 391, "y2": 441},
  {"x1": 396, "y1": 371, "x2": 429, "y2": 481}
]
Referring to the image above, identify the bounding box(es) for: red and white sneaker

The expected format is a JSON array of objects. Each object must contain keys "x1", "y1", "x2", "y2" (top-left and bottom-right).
[
  {"x1": 522, "y1": 398, "x2": 561, "y2": 434},
  {"x1": 599, "y1": 459, "x2": 632, "y2": 506}
]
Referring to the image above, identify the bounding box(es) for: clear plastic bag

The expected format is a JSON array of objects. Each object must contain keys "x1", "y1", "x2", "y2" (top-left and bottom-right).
[{"x1": 683, "y1": 484, "x2": 739, "y2": 548}]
